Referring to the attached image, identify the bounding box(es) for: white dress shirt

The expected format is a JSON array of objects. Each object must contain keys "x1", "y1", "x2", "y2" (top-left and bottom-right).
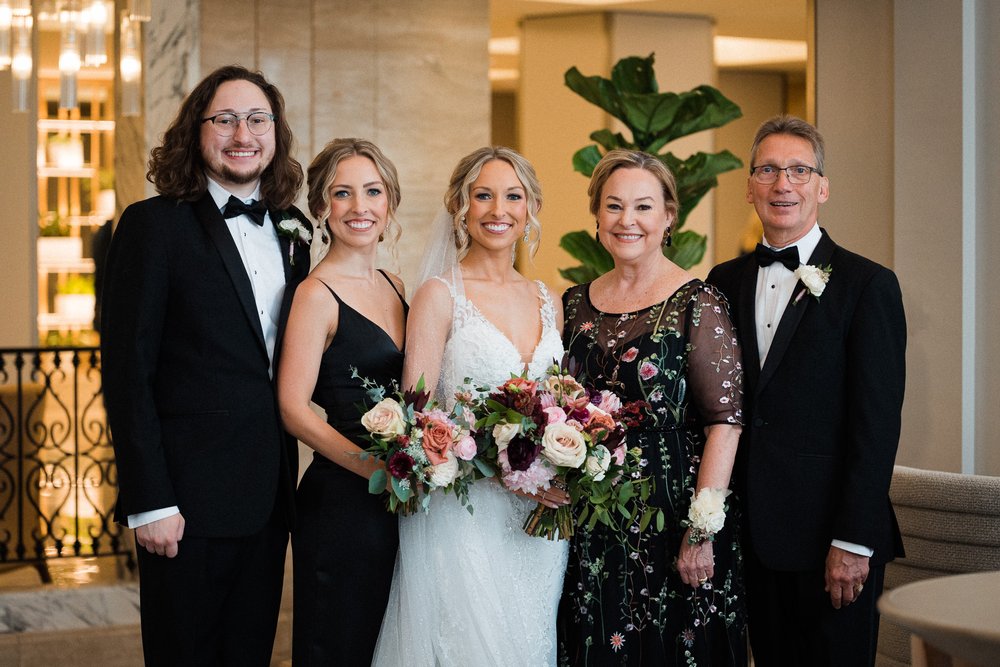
[
  {"x1": 128, "y1": 179, "x2": 286, "y2": 529},
  {"x1": 753, "y1": 222, "x2": 873, "y2": 558}
]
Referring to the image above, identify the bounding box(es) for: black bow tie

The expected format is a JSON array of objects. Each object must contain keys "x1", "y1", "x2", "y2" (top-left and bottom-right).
[
  {"x1": 754, "y1": 244, "x2": 800, "y2": 272},
  {"x1": 223, "y1": 195, "x2": 267, "y2": 226}
]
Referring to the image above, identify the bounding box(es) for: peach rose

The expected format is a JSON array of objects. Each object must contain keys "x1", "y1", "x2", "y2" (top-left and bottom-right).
[
  {"x1": 361, "y1": 398, "x2": 406, "y2": 438},
  {"x1": 541, "y1": 422, "x2": 587, "y2": 469},
  {"x1": 421, "y1": 417, "x2": 454, "y2": 466}
]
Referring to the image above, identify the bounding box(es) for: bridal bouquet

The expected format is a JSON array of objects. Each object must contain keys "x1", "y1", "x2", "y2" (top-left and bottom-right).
[
  {"x1": 472, "y1": 366, "x2": 653, "y2": 540},
  {"x1": 357, "y1": 374, "x2": 494, "y2": 515}
]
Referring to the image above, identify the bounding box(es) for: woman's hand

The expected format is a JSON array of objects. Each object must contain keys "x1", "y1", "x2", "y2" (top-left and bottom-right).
[
  {"x1": 677, "y1": 527, "x2": 715, "y2": 588},
  {"x1": 510, "y1": 485, "x2": 570, "y2": 509}
]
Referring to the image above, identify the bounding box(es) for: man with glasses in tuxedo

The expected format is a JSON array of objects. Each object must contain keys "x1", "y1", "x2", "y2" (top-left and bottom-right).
[
  {"x1": 708, "y1": 115, "x2": 906, "y2": 666},
  {"x1": 102, "y1": 65, "x2": 308, "y2": 666}
]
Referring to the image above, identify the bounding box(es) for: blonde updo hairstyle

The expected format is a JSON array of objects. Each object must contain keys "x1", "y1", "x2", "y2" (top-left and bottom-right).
[
  {"x1": 307, "y1": 138, "x2": 402, "y2": 249},
  {"x1": 444, "y1": 146, "x2": 543, "y2": 260},
  {"x1": 588, "y1": 149, "x2": 679, "y2": 229}
]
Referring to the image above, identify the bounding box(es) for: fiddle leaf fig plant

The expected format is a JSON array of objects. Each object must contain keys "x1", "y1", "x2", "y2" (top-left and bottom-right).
[{"x1": 559, "y1": 53, "x2": 744, "y2": 282}]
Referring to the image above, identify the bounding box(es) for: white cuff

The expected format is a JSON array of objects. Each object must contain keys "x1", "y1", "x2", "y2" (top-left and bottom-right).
[
  {"x1": 127, "y1": 506, "x2": 180, "y2": 529},
  {"x1": 831, "y1": 539, "x2": 874, "y2": 558}
]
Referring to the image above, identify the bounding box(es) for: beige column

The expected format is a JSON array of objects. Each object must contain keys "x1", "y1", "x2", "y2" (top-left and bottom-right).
[
  {"x1": 0, "y1": 59, "x2": 37, "y2": 346},
  {"x1": 814, "y1": 0, "x2": 1000, "y2": 475},
  {"x1": 519, "y1": 12, "x2": 716, "y2": 289}
]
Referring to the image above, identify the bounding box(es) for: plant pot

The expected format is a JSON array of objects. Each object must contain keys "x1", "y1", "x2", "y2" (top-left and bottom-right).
[
  {"x1": 37, "y1": 237, "x2": 83, "y2": 264},
  {"x1": 54, "y1": 293, "x2": 96, "y2": 321}
]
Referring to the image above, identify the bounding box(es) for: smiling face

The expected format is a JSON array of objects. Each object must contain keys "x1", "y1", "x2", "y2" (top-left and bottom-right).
[
  {"x1": 464, "y1": 159, "x2": 528, "y2": 254},
  {"x1": 596, "y1": 167, "x2": 673, "y2": 265},
  {"x1": 326, "y1": 155, "x2": 388, "y2": 247},
  {"x1": 199, "y1": 79, "x2": 275, "y2": 197},
  {"x1": 747, "y1": 133, "x2": 829, "y2": 246}
]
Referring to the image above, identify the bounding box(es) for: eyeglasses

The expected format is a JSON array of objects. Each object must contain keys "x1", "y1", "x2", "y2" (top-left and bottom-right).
[
  {"x1": 750, "y1": 164, "x2": 823, "y2": 185},
  {"x1": 201, "y1": 112, "x2": 275, "y2": 137}
]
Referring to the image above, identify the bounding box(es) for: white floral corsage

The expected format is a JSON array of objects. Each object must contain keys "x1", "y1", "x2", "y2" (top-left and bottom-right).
[
  {"x1": 792, "y1": 264, "x2": 832, "y2": 305},
  {"x1": 683, "y1": 487, "x2": 731, "y2": 545},
  {"x1": 275, "y1": 216, "x2": 313, "y2": 266}
]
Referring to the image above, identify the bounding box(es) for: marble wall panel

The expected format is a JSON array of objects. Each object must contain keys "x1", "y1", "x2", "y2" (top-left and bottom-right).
[
  {"x1": 258, "y1": 0, "x2": 313, "y2": 189},
  {"x1": 145, "y1": 0, "x2": 200, "y2": 199},
  {"x1": 312, "y1": 1, "x2": 378, "y2": 154},
  {"x1": 200, "y1": 0, "x2": 256, "y2": 73}
]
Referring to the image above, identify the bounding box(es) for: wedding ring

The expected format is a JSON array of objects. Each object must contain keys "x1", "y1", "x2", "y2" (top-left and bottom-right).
[{"x1": 854, "y1": 583, "x2": 864, "y2": 594}]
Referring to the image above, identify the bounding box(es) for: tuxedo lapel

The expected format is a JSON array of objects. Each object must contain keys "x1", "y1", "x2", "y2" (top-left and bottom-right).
[
  {"x1": 194, "y1": 193, "x2": 268, "y2": 356},
  {"x1": 736, "y1": 256, "x2": 762, "y2": 392},
  {"x1": 756, "y1": 230, "x2": 836, "y2": 394}
]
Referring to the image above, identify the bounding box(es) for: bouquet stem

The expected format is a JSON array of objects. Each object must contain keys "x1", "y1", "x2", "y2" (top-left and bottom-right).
[{"x1": 524, "y1": 502, "x2": 575, "y2": 540}]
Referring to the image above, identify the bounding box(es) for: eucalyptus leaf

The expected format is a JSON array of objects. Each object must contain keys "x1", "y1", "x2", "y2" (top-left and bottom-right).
[
  {"x1": 369, "y1": 469, "x2": 387, "y2": 495},
  {"x1": 391, "y1": 474, "x2": 412, "y2": 502}
]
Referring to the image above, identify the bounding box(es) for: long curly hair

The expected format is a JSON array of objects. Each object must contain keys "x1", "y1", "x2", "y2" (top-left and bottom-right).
[{"x1": 147, "y1": 65, "x2": 303, "y2": 209}]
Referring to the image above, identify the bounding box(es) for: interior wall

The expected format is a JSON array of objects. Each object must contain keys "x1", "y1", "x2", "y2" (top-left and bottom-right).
[
  {"x1": 0, "y1": 68, "x2": 37, "y2": 347},
  {"x1": 142, "y1": 0, "x2": 490, "y2": 288},
  {"x1": 714, "y1": 71, "x2": 786, "y2": 264}
]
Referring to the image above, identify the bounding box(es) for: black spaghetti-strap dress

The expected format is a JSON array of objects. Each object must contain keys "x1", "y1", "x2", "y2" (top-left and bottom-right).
[{"x1": 291, "y1": 270, "x2": 407, "y2": 666}]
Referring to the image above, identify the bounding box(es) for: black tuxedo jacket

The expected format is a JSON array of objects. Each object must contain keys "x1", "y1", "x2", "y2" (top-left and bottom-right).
[
  {"x1": 102, "y1": 192, "x2": 309, "y2": 538},
  {"x1": 707, "y1": 229, "x2": 906, "y2": 571}
]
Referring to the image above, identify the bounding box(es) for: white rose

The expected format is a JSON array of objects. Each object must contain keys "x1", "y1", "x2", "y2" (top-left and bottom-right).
[
  {"x1": 360, "y1": 398, "x2": 406, "y2": 438},
  {"x1": 541, "y1": 422, "x2": 587, "y2": 469},
  {"x1": 493, "y1": 422, "x2": 520, "y2": 452},
  {"x1": 426, "y1": 450, "x2": 459, "y2": 487},
  {"x1": 794, "y1": 265, "x2": 830, "y2": 297},
  {"x1": 584, "y1": 445, "x2": 611, "y2": 482}
]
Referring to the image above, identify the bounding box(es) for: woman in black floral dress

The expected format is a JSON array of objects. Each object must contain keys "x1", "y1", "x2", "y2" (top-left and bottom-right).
[{"x1": 558, "y1": 150, "x2": 747, "y2": 666}]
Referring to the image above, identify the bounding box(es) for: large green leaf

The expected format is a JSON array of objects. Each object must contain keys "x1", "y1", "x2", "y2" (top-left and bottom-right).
[
  {"x1": 609, "y1": 53, "x2": 658, "y2": 95},
  {"x1": 664, "y1": 229, "x2": 706, "y2": 269},
  {"x1": 589, "y1": 129, "x2": 631, "y2": 152},
  {"x1": 559, "y1": 265, "x2": 602, "y2": 284},
  {"x1": 564, "y1": 67, "x2": 627, "y2": 124},
  {"x1": 662, "y1": 150, "x2": 744, "y2": 227},
  {"x1": 646, "y1": 85, "x2": 743, "y2": 147},
  {"x1": 559, "y1": 230, "x2": 614, "y2": 274},
  {"x1": 572, "y1": 145, "x2": 604, "y2": 177}
]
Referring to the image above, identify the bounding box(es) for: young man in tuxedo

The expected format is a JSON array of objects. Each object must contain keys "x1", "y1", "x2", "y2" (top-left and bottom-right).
[
  {"x1": 707, "y1": 116, "x2": 906, "y2": 666},
  {"x1": 102, "y1": 65, "x2": 309, "y2": 666}
]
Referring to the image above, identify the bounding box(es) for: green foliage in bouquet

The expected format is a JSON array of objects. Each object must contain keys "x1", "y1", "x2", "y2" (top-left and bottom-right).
[{"x1": 559, "y1": 53, "x2": 744, "y2": 283}]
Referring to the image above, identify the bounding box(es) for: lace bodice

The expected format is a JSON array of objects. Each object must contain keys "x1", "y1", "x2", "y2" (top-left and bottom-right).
[{"x1": 435, "y1": 269, "x2": 564, "y2": 398}]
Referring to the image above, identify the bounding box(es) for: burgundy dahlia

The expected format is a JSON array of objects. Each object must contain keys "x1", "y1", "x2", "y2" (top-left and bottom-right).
[
  {"x1": 387, "y1": 451, "x2": 415, "y2": 479},
  {"x1": 505, "y1": 434, "x2": 542, "y2": 472}
]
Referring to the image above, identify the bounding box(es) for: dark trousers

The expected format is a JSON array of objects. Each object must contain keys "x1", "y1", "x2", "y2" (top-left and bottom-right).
[
  {"x1": 745, "y1": 547, "x2": 885, "y2": 667},
  {"x1": 135, "y1": 508, "x2": 287, "y2": 667}
]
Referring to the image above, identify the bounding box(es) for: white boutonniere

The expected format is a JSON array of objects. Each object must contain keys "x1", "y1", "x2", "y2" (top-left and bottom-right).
[
  {"x1": 792, "y1": 264, "x2": 832, "y2": 305},
  {"x1": 275, "y1": 216, "x2": 313, "y2": 266}
]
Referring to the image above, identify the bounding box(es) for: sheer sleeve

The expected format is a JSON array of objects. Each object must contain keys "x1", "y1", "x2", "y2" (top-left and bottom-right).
[{"x1": 683, "y1": 283, "x2": 744, "y2": 427}]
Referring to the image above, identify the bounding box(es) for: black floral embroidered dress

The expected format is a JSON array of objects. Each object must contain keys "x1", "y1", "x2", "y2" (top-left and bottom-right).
[{"x1": 558, "y1": 280, "x2": 747, "y2": 666}]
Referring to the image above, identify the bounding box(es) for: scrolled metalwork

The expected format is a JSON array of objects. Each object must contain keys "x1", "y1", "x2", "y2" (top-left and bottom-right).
[{"x1": 0, "y1": 347, "x2": 130, "y2": 566}]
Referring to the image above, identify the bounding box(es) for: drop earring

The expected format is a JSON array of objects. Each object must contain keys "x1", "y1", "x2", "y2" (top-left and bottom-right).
[
  {"x1": 663, "y1": 228, "x2": 672, "y2": 247},
  {"x1": 595, "y1": 221, "x2": 600, "y2": 244},
  {"x1": 523, "y1": 223, "x2": 530, "y2": 243}
]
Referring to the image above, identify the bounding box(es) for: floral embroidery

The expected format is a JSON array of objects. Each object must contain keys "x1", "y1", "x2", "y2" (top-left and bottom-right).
[{"x1": 610, "y1": 632, "x2": 626, "y2": 653}]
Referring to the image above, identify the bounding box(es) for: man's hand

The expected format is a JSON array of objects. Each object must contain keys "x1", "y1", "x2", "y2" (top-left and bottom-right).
[
  {"x1": 824, "y1": 545, "x2": 869, "y2": 609},
  {"x1": 135, "y1": 513, "x2": 185, "y2": 558}
]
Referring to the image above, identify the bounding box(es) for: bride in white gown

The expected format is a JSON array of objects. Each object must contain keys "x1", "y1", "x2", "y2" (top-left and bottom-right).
[{"x1": 373, "y1": 147, "x2": 569, "y2": 666}]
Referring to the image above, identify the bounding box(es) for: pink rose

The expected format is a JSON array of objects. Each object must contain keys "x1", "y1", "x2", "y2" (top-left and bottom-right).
[
  {"x1": 621, "y1": 347, "x2": 639, "y2": 363},
  {"x1": 421, "y1": 418, "x2": 454, "y2": 466},
  {"x1": 544, "y1": 406, "x2": 567, "y2": 424},
  {"x1": 598, "y1": 390, "x2": 622, "y2": 414},
  {"x1": 453, "y1": 435, "x2": 477, "y2": 461},
  {"x1": 612, "y1": 444, "x2": 626, "y2": 466}
]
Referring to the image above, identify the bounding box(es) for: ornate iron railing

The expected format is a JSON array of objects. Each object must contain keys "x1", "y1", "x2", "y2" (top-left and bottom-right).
[{"x1": 0, "y1": 347, "x2": 131, "y2": 571}]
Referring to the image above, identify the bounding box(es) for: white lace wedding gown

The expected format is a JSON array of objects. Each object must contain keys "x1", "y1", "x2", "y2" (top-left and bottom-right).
[{"x1": 372, "y1": 268, "x2": 569, "y2": 667}]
